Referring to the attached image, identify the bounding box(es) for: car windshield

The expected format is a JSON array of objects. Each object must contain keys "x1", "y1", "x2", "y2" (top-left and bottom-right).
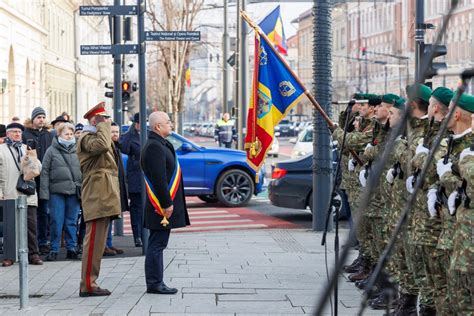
[
  {"x1": 279, "y1": 120, "x2": 290, "y2": 126},
  {"x1": 299, "y1": 127, "x2": 313, "y2": 142},
  {"x1": 167, "y1": 132, "x2": 203, "y2": 150}
]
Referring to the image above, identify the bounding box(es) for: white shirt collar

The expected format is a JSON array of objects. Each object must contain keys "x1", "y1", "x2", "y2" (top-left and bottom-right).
[{"x1": 453, "y1": 128, "x2": 472, "y2": 140}]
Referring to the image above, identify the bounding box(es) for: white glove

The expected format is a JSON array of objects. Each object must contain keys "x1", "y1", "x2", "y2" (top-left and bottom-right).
[
  {"x1": 448, "y1": 191, "x2": 458, "y2": 215},
  {"x1": 427, "y1": 189, "x2": 438, "y2": 218},
  {"x1": 359, "y1": 169, "x2": 367, "y2": 187},
  {"x1": 416, "y1": 144, "x2": 429, "y2": 155},
  {"x1": 460, "y1": 147, "x2": 474, "y2": 161},
  {"x1": 436, "y1": 159, "x2": 452, "y2": 178},
  {"x1": 386, "y1": 168, "x2": 395, "y2": 184},
  {"x1": 365, "y1": 143, "x2": 374, "y2": 151},
  {"x1": 406, "y1": 176, "x2": 415, "y2": 194},
  {"x1": 348, "y1": 158, "x2": 356, "y2": 172}
]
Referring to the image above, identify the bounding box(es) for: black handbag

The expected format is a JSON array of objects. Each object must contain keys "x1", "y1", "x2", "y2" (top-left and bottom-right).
[
  {"x1": 16, "y1": 176, "x2": 36, "y2": 195},
  {"x1": 8, "y1": 146, "x2": 36, "y2": 196},
  {"x1": 57, "y1": 148, "x2": 82, "y2": 200}
]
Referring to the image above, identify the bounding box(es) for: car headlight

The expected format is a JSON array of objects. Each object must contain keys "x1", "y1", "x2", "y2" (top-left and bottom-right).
[{"x1": 275, "y1": 126, "x2": 280, "y2": 131}]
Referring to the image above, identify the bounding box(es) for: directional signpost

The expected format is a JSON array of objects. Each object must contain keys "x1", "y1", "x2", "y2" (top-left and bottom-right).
[{"x1": 79, "y1": 0, "x2": 200, "y2": 253}]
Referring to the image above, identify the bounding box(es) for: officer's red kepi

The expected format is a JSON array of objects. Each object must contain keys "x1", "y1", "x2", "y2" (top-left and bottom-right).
[{"x1": 83, "y1": 101, "x2": 110, "y2": 120}]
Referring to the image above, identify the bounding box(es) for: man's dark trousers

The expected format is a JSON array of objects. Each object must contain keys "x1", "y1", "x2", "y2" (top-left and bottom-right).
[
  {"x1": 145, "y1": 229, "x2": 171, "y2": 289},
  {"x1": 129, "y1": 193, "x2": 143, "y2": 240},
  {"x1": 37, "y1": 199, "x2": 50, "y2": 247}
]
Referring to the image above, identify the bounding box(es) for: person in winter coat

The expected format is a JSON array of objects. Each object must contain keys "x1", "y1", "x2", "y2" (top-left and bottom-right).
[
  {"x1": 103, "y1": 122, "x2": 128, "y2": 256},
  {"x1": 77, "y1": 102, "x2": 121, "y2": 297},
  {"x1": 0, "y1": 122, "x2": 43, "y2": 266},
  {"x1": 120, "y1": 113, "x2": 143, "y2": 247},
  {"x1": 40, "y1": 123, "x2": 82, "y2": 261},
  {"x1": 22, "y1": 107, "x2": 54, "y2": 255},
  {"x1": 141, "y1": 111, "x2": 190, "y2": 294}
]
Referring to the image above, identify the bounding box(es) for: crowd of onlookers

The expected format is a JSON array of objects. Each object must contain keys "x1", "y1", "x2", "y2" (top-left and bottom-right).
[{"x1": 0, "y1": 107, "x2": 144, "y2": 267}]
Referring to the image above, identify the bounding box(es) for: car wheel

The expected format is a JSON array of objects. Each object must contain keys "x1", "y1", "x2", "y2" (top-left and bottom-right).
[
  {"x1": 308, "y1": 193, "x2": 313, "y2": 213},
  {"x1": 198, "y1": 195, "x2": 218, "y2": 203},
  {"x1": 216, "y1": 169, "x2": 254, "y2": 207}
]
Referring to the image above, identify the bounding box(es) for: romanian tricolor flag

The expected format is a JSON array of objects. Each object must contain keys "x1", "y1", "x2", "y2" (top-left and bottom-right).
[
  {"x1": 185, "y1": 63, "x2": 191, "y2": 87},
  {"x1": 244, "y1": 33, "x2": 305, "y2": 172},
  {"x1": 258, "y1": 5, "x2": 287, "y2": 55}
]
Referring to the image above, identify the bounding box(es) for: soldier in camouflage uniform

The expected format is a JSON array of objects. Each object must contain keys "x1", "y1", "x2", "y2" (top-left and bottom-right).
[
  {"x1": 345, "y1": 98, "x2": 377, "y2": 282},
  {"x1": 360, "y1": 94, "x2": 400, "y2": 309},
  {"x1": 448, "y1": 110, "x2": 474, "y2": 315},
  {"x1": 406, "y1": 87, "x2": 453, "y2": 315},
  {"x1": 434, "y1": 92, "x2": 474, "y2": 316},
  {"x1": 385, "y1": 98, "x2": 418, "y2": 314}
]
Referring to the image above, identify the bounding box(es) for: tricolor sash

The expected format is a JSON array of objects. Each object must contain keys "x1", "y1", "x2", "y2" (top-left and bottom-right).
[{"x1": 144, "y1": 156, "x2": 181, "y2": 227}]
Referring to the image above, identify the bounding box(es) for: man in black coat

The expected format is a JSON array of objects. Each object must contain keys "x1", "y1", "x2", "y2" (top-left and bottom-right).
[
  {"x1": 140, "y1": 111, "x2": 190, "y2": 295},
  {"x1": 120, "y1": 113, "x2": 143, "y2": 247},
  {"x1": 22, "y1": 106, "x2": 54, "y2": 254}
]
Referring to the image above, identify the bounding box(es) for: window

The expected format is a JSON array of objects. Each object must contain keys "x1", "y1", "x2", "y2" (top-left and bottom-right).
[{"x1": 166, "y1": 134, "x2": 184, "y2": 151}]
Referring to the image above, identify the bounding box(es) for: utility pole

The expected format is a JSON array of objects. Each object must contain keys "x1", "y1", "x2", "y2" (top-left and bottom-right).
[
  {"x1": 415, "y1": 0, "x2": 425, "y2": 81},
  {"x1": 137, "y1": 0, "x2": 148, "y2": 254},
  {"x1": 312, "y1": 0, "x2": 333, "y2": 231},
  {"x1": 113, "y1": 0, "x2": 122, "y2": 124},
  {"x1": 222, "y1": 0, "x2": 229, "y2": 114},
  {"x1": 235, "y1": 0, "x2": 241, "y2": 149},
  {"x1": 237, "y1": 0, "x2": 248, "y2": 150}
]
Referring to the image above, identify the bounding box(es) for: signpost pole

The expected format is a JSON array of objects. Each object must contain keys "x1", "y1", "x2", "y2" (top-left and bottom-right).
[
  {"x1": 113, "y1": 0, "x2": 122, "y2": 125},
  {"x1": 138, "y1": 0, "x2": 149, "y2": 255}
]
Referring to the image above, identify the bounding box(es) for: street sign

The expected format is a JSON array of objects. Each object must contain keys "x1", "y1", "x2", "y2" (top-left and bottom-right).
[
  {"x1": 145, "y1": 31, "x2": 201, "y2": 42},
  {"x1": 79, "y1": 5, "x2": 137, "y2": 16},
  {"x1": 80, "y1": 44, "x2": 139, "y2": 55}
]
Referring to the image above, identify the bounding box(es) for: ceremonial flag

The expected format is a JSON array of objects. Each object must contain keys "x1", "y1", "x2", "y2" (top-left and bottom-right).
[
  {"x1": 185, "y1": 63, "x2": 191, "y2": 87},
  {"x1": 258, "y1": 5, "x2": 288, "y2": 55},
  {"x1": 244, "y1": 32, "x2": 305, "y2": 172}
]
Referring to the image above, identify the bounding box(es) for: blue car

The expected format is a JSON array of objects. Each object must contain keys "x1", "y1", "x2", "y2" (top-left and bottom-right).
[{"x1": 121, "y1": 128, "x2": 264, "y2": 207}]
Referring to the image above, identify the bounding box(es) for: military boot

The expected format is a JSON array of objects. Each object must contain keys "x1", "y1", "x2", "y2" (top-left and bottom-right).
[
  {"x1": 395, "y1": 294, "x2": 417, "y2": 316},
  {"x1": 344, "y1": 253, "x2": 362, "y2": 273},
  {"x1": 419, "y1": 305, "x2": 436, "y2": 316},
  {"x1": 348, "y1": 258, "x2": 371, "y2": 282}
]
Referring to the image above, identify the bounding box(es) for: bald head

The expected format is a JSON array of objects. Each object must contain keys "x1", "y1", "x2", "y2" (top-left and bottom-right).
[{"x1": 150, "y1": 111, "x2": 173, "y2": 138}]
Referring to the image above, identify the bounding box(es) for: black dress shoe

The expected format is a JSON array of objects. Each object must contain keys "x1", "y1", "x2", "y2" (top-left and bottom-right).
[
  {"x1": 79, "y1": 287, "x2": 111, "y2": 297},
  {"x1": 135, "y1": 238, "x2": 143, "y2": 247},
  {"x1": 66, "y1": 250, "x2": 80, "y2": 260},
  {"x1": 147, "y1": 283, "x2": 178, "y2": 295}
]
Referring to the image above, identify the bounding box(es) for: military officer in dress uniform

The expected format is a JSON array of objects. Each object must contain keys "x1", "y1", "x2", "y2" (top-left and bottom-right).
[{"x1": 77, "y1": 102, "x2": 121, "y2": 297}]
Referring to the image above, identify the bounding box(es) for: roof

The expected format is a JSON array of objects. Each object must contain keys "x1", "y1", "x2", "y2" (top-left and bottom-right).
[{"x1": 291, "y1": 8, "x2": 312, "y2": 24}]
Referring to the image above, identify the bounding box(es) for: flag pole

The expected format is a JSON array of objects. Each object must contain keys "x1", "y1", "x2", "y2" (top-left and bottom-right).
[
  {"x1": 240, "y1": 10, "x2": 364, "y2": 166},
  {"x1": 241, "y1": 10, "x2": 334, "y2": 129}
]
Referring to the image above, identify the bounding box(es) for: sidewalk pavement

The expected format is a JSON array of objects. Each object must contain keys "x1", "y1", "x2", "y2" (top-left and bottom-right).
[{"x1": 0, "y1": 228, "x2": 384, "y2": 315}]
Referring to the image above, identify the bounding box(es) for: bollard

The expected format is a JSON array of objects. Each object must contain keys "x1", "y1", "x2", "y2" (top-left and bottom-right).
[
  {"x1": 17, "y1": 195, "x2": 28, "y2": 310},
  {"x1": 114, "y1": 218, "x2": 124, "y2": 237}
]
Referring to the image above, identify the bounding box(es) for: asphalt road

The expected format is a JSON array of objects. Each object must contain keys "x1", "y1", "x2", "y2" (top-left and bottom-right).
[{"x1": 186, "y1": 135, "x2": 315, "y2": 229}]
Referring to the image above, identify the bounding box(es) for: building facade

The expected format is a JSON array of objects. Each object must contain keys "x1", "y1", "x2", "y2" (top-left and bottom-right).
[{"x1": 0, "y1": 0, "x2": 112, "y2": 124}]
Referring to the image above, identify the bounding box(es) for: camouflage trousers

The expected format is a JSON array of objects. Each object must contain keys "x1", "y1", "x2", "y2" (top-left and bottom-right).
[
  {"x1": 393, "y1": 234, "x2": 417, "y2": 294},
  {"x1": 449, "y1": 269, "x2": 474, "y2": 315},
  {"x1": 402, "y1": 234, "x2": 434, "y2": 306},
  {"x1": 369, "y1": 217, "x2": 384, "y2": 260},
  {"x1": 421, "y1": 245, "x2": 447, "y2": 312}
]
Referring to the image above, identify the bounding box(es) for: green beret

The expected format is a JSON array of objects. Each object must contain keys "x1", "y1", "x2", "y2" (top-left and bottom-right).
[
  {"x1": 382, "y1": 93, "x2": 399, "y2": 105},
  {"x1": 431, "y1": 87, "x2": 454, "y2": 107},
  {"x1": 353, "y1": 93, "x2": 365, "y2": 100},
  {"x1": 393, "y1": 97, "x2": 406, "y2": 110},
  {"x1": 406, "y1": 84, "x2": 432, "y2": 103},
  {"x1": 456, "y1": 92, "x2": 474, "y2": 113}
]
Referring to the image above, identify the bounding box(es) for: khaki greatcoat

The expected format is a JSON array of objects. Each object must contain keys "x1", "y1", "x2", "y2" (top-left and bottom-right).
[{"x1": 77, "y1": 122, "x2": 121, "y2": 222}]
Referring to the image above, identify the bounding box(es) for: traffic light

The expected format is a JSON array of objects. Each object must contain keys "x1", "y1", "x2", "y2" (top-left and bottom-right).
[
  {"x1": 105, "y1": 82, "x2": 113, "y2": 98},
  {"x1": 122, "y1": 81, "x2": 131, "y2": 102},
  {"x1": 422, "y1": 43, "x2": 447, "y2": 79},
  {"x1": 361, "y1": 47, "x2": 367, "y2": 56}
]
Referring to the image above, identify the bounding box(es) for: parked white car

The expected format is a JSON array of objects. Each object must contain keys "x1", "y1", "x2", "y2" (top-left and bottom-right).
[
  {"x1": 290, "y1": 126, "x2": 313, "y2": 159},
  {"x1": 267, "y1": 137, "x2": 279, "y2": 157}
]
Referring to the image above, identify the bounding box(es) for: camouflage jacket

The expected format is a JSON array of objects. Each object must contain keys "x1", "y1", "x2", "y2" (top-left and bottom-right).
[
  {"x1": 389, "y1": 136, "x2": 409, "y2": 229},
  {"x1": 450, "y1": 153, "x2": 474, "y2": 272},
  {"x1": 409, "y1": 120, "x2": 446, "y2": 245},
  {"x1": 438, "y1": 130, "x2": 474, "y2": 250}
]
